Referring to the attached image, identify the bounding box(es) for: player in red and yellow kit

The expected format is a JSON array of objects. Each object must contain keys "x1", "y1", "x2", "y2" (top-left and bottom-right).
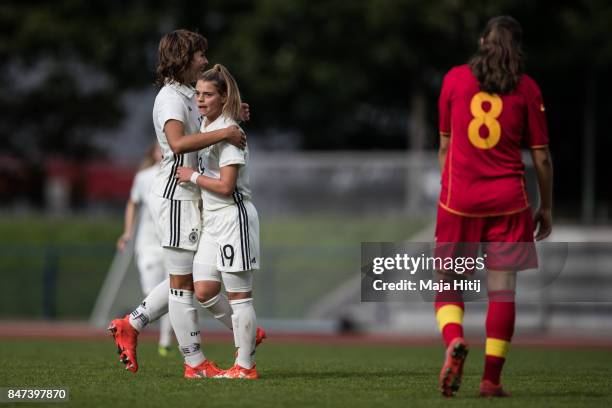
[{"x1": 434, "y1": 16, "x2": 553, "y2": 397}]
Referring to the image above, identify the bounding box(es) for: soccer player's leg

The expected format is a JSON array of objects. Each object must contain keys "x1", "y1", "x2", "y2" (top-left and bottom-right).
[
  {"x1": 435, "y1": 271, "x2": 469, "y2": 397},
  {"x1": 194, "y1": 235, "x2": 233, "y2": 330},
  {"x1": 433, "y1": 206, "x2": 480, "y2": 396},
  {"x1": 479, "y1": 209, "x2": 535, "y2": 396},
  {"x1": 218, "y1": 270, "x2": 259, "y2": 379},
  {"x1": 193, "y1": 234, "x2": 267, "y2": 347},
  {"x1": 165, "y1": 248, "x2": 222, "y2": 379},
  {"x1": 157, "y1": 314, "x2": 173, "y2": 357},
  {"x1": 136, "y1": 250, "x2": 174, "y2": 356},
  {"x1": 108, "y1": 277, "x2": 169, "y2": 372},
  {"x1": 480, "y1": 270, "x2": 515, "y2": 397}
]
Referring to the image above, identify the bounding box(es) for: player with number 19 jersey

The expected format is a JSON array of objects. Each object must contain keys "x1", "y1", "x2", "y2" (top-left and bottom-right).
[{"x1": 438, "y1": 64, "x2": 549, "y2": 217}]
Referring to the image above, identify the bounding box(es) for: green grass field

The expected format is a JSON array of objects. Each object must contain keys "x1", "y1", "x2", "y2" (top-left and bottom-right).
[
  {"x1": 0, "y1": 339, "x2": 610, "y2": 408},
  {"x1": 0, "y1": 215, "x2": 427, "y2": 319}
]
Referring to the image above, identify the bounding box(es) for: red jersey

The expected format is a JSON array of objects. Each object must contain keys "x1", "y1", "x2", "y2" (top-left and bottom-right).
[{"x1": 438, "y1": 64, "x2": 549, "y2": 217}]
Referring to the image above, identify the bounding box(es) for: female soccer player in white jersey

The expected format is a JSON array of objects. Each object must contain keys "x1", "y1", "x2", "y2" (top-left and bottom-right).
[
  {"x1": 108, "y1": 29, "x2": 248, "y2": 378},
  {"x1": 116, "y1": 143, "x2": 174, "y2": 356},
  {"x1": 175, "y1": 64, "x2": 261, "y2": 379}
]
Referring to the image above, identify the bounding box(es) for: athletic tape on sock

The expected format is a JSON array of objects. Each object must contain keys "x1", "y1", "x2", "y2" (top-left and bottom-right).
[
  {"x1": 435, "y1": 304, "x2": 464, "y2": 332},
  {"x1": 486, "y1": 338, "x2": 510, "y2": 358}
]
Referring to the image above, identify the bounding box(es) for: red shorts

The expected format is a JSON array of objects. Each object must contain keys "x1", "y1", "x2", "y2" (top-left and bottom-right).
[{"x1": 435, "y1": 205, "x2": 537, "y2": 272}]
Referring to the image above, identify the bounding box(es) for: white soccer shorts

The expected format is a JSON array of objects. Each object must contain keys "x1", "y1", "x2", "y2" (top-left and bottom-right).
[
  {"x1": 194, "y1": 200, "x2": 260, "y2": 273},
  {"x1": 149, "y1": 192, "x2": 201, "y2": 251}
]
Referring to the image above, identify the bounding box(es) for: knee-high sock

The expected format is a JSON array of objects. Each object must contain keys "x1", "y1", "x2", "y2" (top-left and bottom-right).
[
  {"x1": 434, "y1": 288, "x2": 464, "y2": 347},
  {"x1": 483, "y1": 290, "x2": 515, "y2": 385},
  {"x1": 230, "y1": 298, "x2": 257, "y2": 369},
  {"x1": 158, "y1": 314, "x2": 173, "y2": 348},
  {"x1": 169, "y1": 288, "x2": 205, "y2": 368},
  {"x1": 129, "y1": 278, "x2": 169, "y2": 331},
  {"x1": 199, "y1": 293, "x2": 233, "y2": 330}
]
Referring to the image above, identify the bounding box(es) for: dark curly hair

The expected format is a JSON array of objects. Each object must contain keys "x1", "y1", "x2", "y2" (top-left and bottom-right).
[
  {"x1": 154, "y1": 29, "x2": 208, "y2": 87},
  {"x1": 468, "y1": 16, "x2": 524, "y2": 94}
]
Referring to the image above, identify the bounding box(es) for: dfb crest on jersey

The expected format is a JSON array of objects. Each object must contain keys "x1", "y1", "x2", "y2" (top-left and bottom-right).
[{"x1": 189, "y1": 229, "x2": 199, "y2": 243}]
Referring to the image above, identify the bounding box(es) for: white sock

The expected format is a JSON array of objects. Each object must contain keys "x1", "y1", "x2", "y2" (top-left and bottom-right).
[
  {"x1": 230, "y1": 298, "x2": 256, "y2": 369},
  {"x1": 129, "y1": 278, "x2": 169, "y2": 331},
  {"x1": 199, "y1": 293, "x2": 233, "y2": 330},
  {"x1": 158, "y1": 314, "x2": 173, "y2": 348},
  {"x1": 169, "y1": 288, "x2": 205, "y2": 367}
]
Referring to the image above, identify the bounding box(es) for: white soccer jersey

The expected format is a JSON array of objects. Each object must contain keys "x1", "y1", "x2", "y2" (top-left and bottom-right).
[
  {"x1": 152, "y1": 82, "x2": 201, "y2": 200},
  {"x1": 130, "y1": 164, "x2": 161, "y2": 254},
  {"x1": 198, "y1": 115, "x2": 252, "y2": 211}
]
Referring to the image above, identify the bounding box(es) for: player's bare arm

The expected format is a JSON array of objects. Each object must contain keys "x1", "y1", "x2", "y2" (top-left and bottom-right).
[
  {"x1": 164, "y1": 120, "x2": 246, "y2": 154},
  {"x1": 175, "y1": 165, "x2": 239, "y2": 197},
  {"x1": 438, "y1": 134, "x2": 450, "y2": 172},
  {"x1": 117, "y1": 198, "x2": 137, "y2": 251},
  {"x1": 531, "y1": 147, "x2": 553, "y2": 240}
]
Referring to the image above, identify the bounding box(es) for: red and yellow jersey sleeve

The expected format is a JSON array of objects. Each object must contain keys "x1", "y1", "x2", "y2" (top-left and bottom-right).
[
  {"x1": 438, "y1": 70, "x2": 453, "y2": 137},
  {"x1": 523, "y1": 79, "x2": 549, "y2": 149}
]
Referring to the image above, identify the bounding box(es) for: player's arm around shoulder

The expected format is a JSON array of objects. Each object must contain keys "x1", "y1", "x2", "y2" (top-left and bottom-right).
[{"x1": 164, "y1": 120, "x2": 245, "y2": 155}]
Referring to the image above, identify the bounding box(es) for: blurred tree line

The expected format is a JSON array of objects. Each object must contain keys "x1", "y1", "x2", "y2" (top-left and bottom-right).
[{"x1": 1, "y1": 0, "x2": 611, "y2": 216}]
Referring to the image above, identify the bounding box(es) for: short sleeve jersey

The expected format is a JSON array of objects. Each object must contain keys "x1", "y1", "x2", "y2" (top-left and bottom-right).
[
  {"x1": 438, "y1": 64, "x2": 549, "y2": 216},
  {"x1": 151, "y1": 82, "x2": 201, "y2": 200},
  {"x1": 129, "y1": 164, "x2": 160, "y2": 253},
  {"x1": 197, "y1": 115, "x2": 252, "y2": 211}
]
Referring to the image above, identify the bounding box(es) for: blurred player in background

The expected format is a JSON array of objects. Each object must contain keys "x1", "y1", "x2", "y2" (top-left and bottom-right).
[
  {"x1": 116, "y1": 142, "x2": 174, "y2": 357},
  {"x1": 176, "y1": 65, "x2": 263, "y2": 379},
  {"x1": 108, "y1": 29, "x2": 247, "y2": 377},
  {"x1": 434, "y1": 16, "x2": 553, "y2": 397}
]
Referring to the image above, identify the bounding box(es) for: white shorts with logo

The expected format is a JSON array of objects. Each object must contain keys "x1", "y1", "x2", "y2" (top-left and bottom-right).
[
  {"x1": 149, "y1": 192, "x2": 202, "y2": 251},
  {"x1": 194, "y1": 200, "x2": 260, "y2": 274}
]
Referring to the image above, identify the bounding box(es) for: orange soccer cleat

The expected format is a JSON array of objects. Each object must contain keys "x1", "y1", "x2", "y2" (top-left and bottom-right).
[
  {"x1": 234, "y1": 326, "x2": 267, "y2": 358},
  {"x1": 479, "y1": 380, "x2": 511, "y2": 397},
  {"x1": 439, "y1": 337, "x2": 469, "y2": 397},
  {"x1": 184, "y1": 360, "x2": 224, "y2": 379},
  {"x1": 108, "y1": 315, "x2": 139, "y2": 373},
  {"x1": 217, "y1": 364, "x2": 259, "y2": 380},
  {"x1": 255, "y1": 327, "x2": 267, "y2": 347}
]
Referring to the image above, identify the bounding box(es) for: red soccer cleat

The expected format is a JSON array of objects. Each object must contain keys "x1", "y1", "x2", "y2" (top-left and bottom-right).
[
  {"x1": 234, "y1": 326, "x2": 267, "y2": 358},
  {"x1": 479, "y1": 380, "x2": 511, "y2": 397},
  {"x1": 184, "y1": 359, "x2": 224, "y2": 379},
  {"x1": 255, "y1": 327, "x2": 267, "y2": 347},
  {"x1": 108, "y1": 315, "x2": 139, "y2": 373},
  {"x1": 216, "y1": 364, "x2": 259, "y2": 380},
  {"x1": 439, "y1": 337, "x2": 469, "y2": 397}
]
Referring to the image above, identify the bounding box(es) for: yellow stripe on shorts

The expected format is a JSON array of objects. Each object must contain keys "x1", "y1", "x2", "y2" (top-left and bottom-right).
[
  {"x1": 435, "y1": 305, "x2": 464, "y2": 332},
  {"x1": 486, "y1": 338, "x2": 510, "y2": 358}
]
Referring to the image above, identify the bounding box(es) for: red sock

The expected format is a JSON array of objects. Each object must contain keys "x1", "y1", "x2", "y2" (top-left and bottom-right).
[
  {"x1": 483, "y1": 290, "x2": 515, "y2": 385},
  {"x1": 441, "y1": 322, "x2": 463, "y2": 347},
  {"x1": 434, "y1": 289, "x2": 464, "y2": 347}
]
